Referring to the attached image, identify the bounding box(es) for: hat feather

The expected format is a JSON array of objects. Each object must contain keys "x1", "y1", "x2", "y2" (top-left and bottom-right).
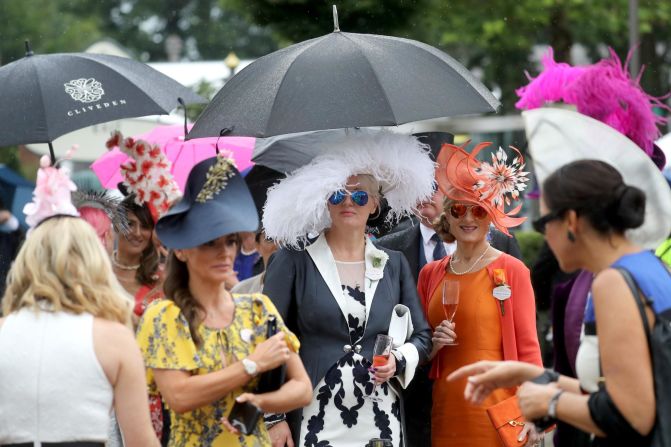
[{"x1": 263, "y1": 131, "x2": 435, "y2": 247}]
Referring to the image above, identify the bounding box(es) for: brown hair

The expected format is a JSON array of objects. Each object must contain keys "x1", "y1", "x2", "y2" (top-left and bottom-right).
[
  {"x1": 432, "y1": 197, "x2": 456, "y2": 243},
  {"x1": 120, "y1": 195, "x2": 159, "y2": 286},
  {"x1": 163, "y1": 233, "x2": 241, "y2": 347}
]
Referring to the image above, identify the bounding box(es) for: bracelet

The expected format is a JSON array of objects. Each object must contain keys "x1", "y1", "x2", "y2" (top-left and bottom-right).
[
  {"x1": 264, "y1": 412, "x2": 286, "y2": 426},
  {"x1": 265, "y1": 418, "x2": 285, "y2": 429},
  {"x1": 547, "y1": 389, "x2": 564, "y2": 418}
]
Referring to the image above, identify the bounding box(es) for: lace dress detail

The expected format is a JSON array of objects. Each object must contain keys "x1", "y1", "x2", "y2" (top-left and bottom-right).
[{"x1": 299, "y1": 260, "x2": 402, "y2": 447}]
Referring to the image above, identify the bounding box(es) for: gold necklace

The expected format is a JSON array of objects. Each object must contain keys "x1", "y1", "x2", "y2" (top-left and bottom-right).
[
  {"x1": 112, "y1": 250, "x2": 141, "y2": 271},
  {"x1": 449, "y1": 245, "x2": 490, "y2": 275}
]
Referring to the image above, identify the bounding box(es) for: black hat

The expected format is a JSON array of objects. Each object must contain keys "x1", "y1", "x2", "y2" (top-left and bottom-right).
[
  {"x1": 156, "y1": 156, "x2": 259, "y2": 249},
  {"x1": 412, "y1": 131, "x2": 454, "y2": 160}
]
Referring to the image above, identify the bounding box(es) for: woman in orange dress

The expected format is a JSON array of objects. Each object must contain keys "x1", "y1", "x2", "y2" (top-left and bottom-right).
[{"x1": 417, "y1": 142, "x2": 543, "y2": 446}]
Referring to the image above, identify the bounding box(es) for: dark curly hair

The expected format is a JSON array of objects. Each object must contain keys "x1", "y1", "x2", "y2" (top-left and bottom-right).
[
  {"x1": 120, "y1": 195, "x2": 159, "y2": 287},
  {"x1": 542, "y1": 160, "x2": 646, "y2": 235}
]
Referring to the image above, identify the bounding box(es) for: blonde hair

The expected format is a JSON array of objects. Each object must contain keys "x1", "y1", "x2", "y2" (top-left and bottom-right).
[
  {"x1": 353, "y1": 174, "x2": 381, "y2": 201},
  {"x1": 2, "y1": 217, "x2": 132, "y2": 326}
]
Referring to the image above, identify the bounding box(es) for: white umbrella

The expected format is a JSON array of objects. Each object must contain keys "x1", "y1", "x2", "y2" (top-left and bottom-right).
[{"x1": 523, "y1": 107, "x2": 671, "y2": 249}]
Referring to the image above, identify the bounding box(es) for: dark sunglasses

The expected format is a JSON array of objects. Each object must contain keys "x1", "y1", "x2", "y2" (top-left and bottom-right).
[
  {"x1": 328, "y1": 190, "x2": 369, "y2": 207},
  {"x1": 532, "y1": 210, "x2": 564, "y2": 234},
  {"x1": 449, "y1": 203, "x2": 488, "y2": 220}
]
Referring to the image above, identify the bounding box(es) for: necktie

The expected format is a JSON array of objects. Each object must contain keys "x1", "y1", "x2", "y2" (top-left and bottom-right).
[{"x1": 431, "y1": 233, "x2": 447, "y2": 261}]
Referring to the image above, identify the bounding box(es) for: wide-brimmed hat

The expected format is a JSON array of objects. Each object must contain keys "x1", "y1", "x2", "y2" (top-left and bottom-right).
[
  {"x1": 435, "y1": 141, "x2": 529, "y2": 236},
  {"x1": 156, "y1": 155, "x2": 259, "y2": 250},
  {"x1": 263, "y1": 130, "x2": 435, "y2": 248},
  {"x1": 523, "y1": 107, "x2": 671, "y2": 249},
  {"x1": 515, "y1": 47, "x2": 669, "y2": 168}
]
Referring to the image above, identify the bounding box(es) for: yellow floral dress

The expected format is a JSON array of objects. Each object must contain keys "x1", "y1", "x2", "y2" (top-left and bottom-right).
[{"x1": 136, "y1": 293, "x2": 300, "y2": 447}]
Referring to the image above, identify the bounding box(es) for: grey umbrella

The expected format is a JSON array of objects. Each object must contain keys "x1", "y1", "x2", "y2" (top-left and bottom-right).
[
  {"x1": 252, "y1": 128, "x2": 381, "y2": 173},
  {"x1": 0, "y1": 42, "x2": 205, "y2": 161},
  {"x1": 188, "y1": 7, "x2": 499, "y2": 139}
]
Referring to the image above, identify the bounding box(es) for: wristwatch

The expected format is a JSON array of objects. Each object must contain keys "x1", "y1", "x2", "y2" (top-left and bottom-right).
[
  {"x1": 242, "y1": 358, "x2": 258, "y2": 377},
  {"x1": 547, "y1": 389, "x2": 565, "y2": 418}
]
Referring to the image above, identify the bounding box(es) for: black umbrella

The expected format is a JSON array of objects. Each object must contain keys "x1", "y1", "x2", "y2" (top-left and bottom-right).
[
  {"x1": 189, "y1": 7, "x2": 499, "y2": 139},
  {"x1": 0, "y1": 42, "x2": 205, "y2": 161}
]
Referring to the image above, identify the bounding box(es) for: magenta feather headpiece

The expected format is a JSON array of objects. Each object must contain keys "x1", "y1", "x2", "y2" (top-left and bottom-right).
[
  {"x1": 515, "y1": 48, "x2": 586, "y2": 110},
  {"x1": 516, "y1": 48, "x2": 669, "y2": 157}
]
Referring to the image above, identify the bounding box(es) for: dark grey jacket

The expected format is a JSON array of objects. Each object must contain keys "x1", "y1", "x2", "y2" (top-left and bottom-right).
[{"x1": 263, "y1": 234, "x2": 432, "y2": 444}]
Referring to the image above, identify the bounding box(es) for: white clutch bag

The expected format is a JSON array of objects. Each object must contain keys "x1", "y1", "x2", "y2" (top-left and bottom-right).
[{"x1": 388, "y1": 304, "x2": 414, "y2": 349}]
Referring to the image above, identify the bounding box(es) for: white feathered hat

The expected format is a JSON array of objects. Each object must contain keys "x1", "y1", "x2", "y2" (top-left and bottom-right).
[{"x1": 263, "y1": 130, "x2": 435, "y2": 248}]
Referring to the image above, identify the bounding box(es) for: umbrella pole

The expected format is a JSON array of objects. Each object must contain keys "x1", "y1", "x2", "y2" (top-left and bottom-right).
[
  {"x1": 48, "y1": 142, "x2": 56, "y2": 165},
  {"x1": 178, "y1": 97, "x2": 188, "y2": 138}
]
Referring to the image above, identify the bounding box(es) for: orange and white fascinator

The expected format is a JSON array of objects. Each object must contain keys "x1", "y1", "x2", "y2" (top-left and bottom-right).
[{"x1": 435, "y1": 141, "x2": 529, "y2": 236}]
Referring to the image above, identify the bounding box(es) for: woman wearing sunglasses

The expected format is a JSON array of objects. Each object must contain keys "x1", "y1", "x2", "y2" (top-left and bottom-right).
[
  {"x1": 417, "y1": 142, "x2": 542, "y2": 447},
  {"x1": 261, "y1": 131, "x2": 434, "y2": 447},
  {"x1": 448, "y1": 159, "x2": 671, "y2": 447}
]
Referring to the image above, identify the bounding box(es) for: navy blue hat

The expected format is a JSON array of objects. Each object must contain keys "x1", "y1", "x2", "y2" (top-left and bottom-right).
[
  {"x1": 156, "y1": 156, "x2": 259, "y2": 249},
  {"x1": 412, "y1": 131, "x2": 454, "y2": 161}
]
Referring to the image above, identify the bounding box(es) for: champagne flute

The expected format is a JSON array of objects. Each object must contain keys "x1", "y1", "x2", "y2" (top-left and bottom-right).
[
  {"x1": 442, "y1": 280, "x2": 459, "y2": 346},
  {"x1": 367, "y1": 334, "x2": 393, "y2": 402}
]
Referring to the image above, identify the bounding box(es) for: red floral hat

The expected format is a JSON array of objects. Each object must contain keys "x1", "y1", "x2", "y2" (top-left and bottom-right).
[
  {"x1": 106, "y1": 131, "x2": 181, "y2": 222},
  {"x1": 435, "y1": 141, "x2": 529, "y2": 236}
]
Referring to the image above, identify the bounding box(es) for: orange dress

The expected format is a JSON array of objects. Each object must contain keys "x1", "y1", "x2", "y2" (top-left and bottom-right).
[{"x1": 428, "y1": 268, "x2": 515, "y2": 447}]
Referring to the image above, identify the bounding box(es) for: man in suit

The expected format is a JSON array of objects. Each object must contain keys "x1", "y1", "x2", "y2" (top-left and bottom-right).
[{"x1": 374, "y1": 132, "x2": 523, "y2": 447}]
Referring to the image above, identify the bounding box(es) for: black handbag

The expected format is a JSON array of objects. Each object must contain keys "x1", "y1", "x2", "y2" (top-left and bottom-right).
[
  {"x1": 617, "y1": 267, "x2": 671, "y2": 447},
  {"x1": 256, "y1": 315, "x2": 287, "y2": 394}
]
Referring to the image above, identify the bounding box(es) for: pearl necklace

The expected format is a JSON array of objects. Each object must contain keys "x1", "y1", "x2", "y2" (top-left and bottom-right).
[
  {"x1": 449, "y1": 245, "x2": 490, "y2": 275},
  {"x1": 112, "y1": 250, "x2": 141, "y2": 271}
]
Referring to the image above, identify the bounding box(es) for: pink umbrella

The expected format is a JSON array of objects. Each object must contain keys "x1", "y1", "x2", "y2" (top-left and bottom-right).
[{"x1": 91, "y1": 124, "x2": 255, "y2": 191}]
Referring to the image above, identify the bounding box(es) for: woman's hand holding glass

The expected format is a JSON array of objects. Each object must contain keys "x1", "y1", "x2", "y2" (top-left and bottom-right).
[
  {"x1": 372, "y1": 353, "x2": 397, "y2": 384},
  {"x1": 432, "y1": 320, "x2": 457, "y2": 349},
  {"x1": 247, "y1": 331, "x2": 291, "y2": 374}
]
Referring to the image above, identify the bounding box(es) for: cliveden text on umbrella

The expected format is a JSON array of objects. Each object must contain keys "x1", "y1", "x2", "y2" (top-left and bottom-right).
[{"x1": 67, "y1": 100, "x2": 128, "y2": 117}]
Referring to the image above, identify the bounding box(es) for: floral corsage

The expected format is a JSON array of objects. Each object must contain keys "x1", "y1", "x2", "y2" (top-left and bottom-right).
[
  {"x1": 365, "y1": 248, "x2": 389, "y2": 286},
  {"x1": 492, "y1": 268, "x2": 512, "y2": 316}
]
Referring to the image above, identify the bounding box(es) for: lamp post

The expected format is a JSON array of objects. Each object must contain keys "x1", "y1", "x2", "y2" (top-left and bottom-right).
[
  {"x1": 628, "y1": 0, "x2": 640, "y2": 77},
  {"x1": 224, "y1": 51, "x2": 240, "y2": 81}
]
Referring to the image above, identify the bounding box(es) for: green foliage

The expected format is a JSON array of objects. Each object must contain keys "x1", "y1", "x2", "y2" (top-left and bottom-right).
[
  {"x1": 224, "y1": 0, "x2": 430, "y2": 43},
  {"x1": 0, "y1": 147, "x2": 20, "y2": 173},
  {"x1": 88, "y1": 0, "x2": 278, "y2": 60},
  {"x1": 407, "y1": 0, "x2": 671, "y2": 112},
  {"x1": 0, "y1": 0, "x2": 105, "y2": 63},
  {"x1": 187, "y1": 80, "x2": 218, "y2": 122},
  {"x1": 514, "y1": 230, "x2": 545, "y2": 268}
]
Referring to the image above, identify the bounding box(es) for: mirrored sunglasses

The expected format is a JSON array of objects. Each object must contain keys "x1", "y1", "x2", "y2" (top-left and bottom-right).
[
  {"x1": 449, "y1": 203, "x2": 488, "y2": 220},
  {"x1": 328, "y1": 190, "x2": 369, "y2": 207}
]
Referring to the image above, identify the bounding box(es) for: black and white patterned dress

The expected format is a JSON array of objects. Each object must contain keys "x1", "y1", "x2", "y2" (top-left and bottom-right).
[{"x1": 300, "y1": 260, "x2": 402, "y2": 447}]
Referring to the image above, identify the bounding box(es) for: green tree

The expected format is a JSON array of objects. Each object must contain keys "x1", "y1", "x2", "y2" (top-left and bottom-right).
[
  {"x1": 224, "y1": 0, "x2": 430, "y2": 44},
  {"x1": 408, "y1": 0, "x2": 671, "y2": 113},
  {"x1": 0, "y1": 0, "x2": 105, "y2": 63},
  {"x1": 85, "y1": 0, "x2": 278, "y2": 60}
]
